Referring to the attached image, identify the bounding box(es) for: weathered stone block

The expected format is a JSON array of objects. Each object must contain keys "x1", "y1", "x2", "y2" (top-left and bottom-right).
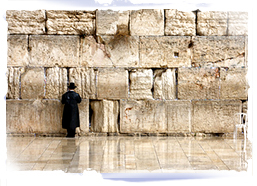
[
  {"x1": 192, "y1": 36, "x2": 245, "y2": 67},
  {"x1": 6, "y1": 10, "x2": 46, "y2": 34},
  {"x1": 153, "y1": 69, "x2": 176, "y2": 100},
  {"x1": 96, "y1": 10, "x2": 129, "y2": 35},
  {"x1": 91, "y1": 100, "x2": 119, "y2": 133},
  {"x1": 81, "y1": 36, "x2": 139, "y2": 67},
  {"x1": 140, "y1": 36, "x2": 192, "y2": 68},
  {"x1": 220, "y1": 68, "x2": 248, "y2": 99},
  {"x1": 242, "y1": 101, "x2": 248, "y2": 114},
  {"x1": 130, "y1": 9, "x2": 164, "y2": 36},
  {"x1": 130, "y1": 69, "x2": 153, "y2": 100},
  {"x1": 197, "y1": 11, "x2": 227, "y2": 36},
  {"x1": 228, "y1": 12, "x2": 248, "y2": 36},
  {"x1": 97, "y1": 68, "x2": 128, "y2": 99},
  {"x1": 21, "y1": 68, "x2": 45, "y2": 99},
  {"x1": 178, "y1": 67, "x2": 220, "y2": 100},
  {"x1": 69, "y1": 68, "x2": 96, "y2": 99},
  {"x1": 7, "y1": 35, "x2": 29, "y2": 67},
  {"x1": 191, "y1": 100, "x2": 242, "y2": 133},
  {"x1": 29, "y1": 35, "x2": 80, "y2": 67},
  {"x1": 78, "y1": 99, "x2": 89, "y2": 135},
  {"x1": 6, "y1": 67, "x2": 20, "y2": 99},
  {"x1": 45, "y1": 67, "x2": 67, "y2": 99},
  {"x1": 46, "y1": 10, "x2": 95, "y2": 35},
  {"x1": 165, "y1": 9, "x2": 195, "y2": 36}
]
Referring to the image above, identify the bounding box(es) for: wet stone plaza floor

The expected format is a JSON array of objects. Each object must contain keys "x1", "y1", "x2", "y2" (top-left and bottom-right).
[{"x1": 6, "y1": 136, "x2": 252, "y2": 173}]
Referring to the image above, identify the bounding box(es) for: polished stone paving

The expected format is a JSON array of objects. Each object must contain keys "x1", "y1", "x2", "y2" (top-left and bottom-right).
[{"x1": 6, "y1": 136, "x2": 252, "y2": 173}]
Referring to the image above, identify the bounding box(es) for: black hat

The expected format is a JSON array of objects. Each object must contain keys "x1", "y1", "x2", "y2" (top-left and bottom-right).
[{"x1": 68, "y1": 82, "x2": 77, "y2": 89}]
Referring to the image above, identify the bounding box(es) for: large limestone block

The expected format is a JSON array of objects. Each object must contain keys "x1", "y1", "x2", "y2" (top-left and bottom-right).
[
  {"x1": 90, "y1": 100, "x2": 119, "y2": 133},
  {"x1": 140, "y1": 36, "x2": 192, "y2": 68},
  {"x1": 192, "y1": 36, "x2": 246, "y2": 67},
  {"x1": 153, "y1": 69, "x2": 176, "y2": 100},
  {"x1": 46, "y1": 10, "x2": 95, "y2": 35},
  {"x1": 81, "y1": 36, "x2": 139, "y2": 67},
  {"x1": 220, "y1": 68, "x2": 248, "y2": 100},
  {"x1": 191, "y1": 100, "x2": 242, "y2": 133},
  {"x1": 21, "y1": 68, "x2": 45, "y2": 99},
  {"x1": 69, "y1": 68, "x2": 96, "y2": 99},
  {"x1": 97, "y1": 68, "x2": 128, "y2": 99},
  {"x1": 130, "y1": 9, "x2": 164, "y2": 36},
  {"x1": 96, "y1": 10, "x2": 129, "y2": 35},
  {"x1": 78, "y1": 99, "x2": 89, "y2": 135},
  {"x1": 178, "y1": 67, "x2": 220, "y2": 100},
  {"x1": 6, "y1": 100, "x2": 66, "y2": 134},
  {"x1": 130, "y1": 69, "x2": 153, "y2": 100},
  {"x1": 29, "y1": 35, "x2": 80, "y2": 67},
  {"x1": 197, "y1": 11, "x2": 227, "y2": 36},
  {"x1": 6, "y1": 10, "x2": 46, "y2": 34},
  {"x1": 7, "y1": 35, "x2": 29, "y2": 67},
  {"x1": 45, "y1": 67, "x2": 67, "y2": 99},
  {"x1": 228, "y1": 12, "x2": 248, "y2": 36},
  {"x1": 6, "y1": 67, "x2": 20, "y2": 99},
  {"x1": 165, "y1": 9, "x2": 196, "y2": 36}
]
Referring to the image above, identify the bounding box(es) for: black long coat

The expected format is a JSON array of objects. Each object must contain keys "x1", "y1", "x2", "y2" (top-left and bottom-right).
[{"x1": 61, "y1": 91, "x2": 81, "y2": 130}]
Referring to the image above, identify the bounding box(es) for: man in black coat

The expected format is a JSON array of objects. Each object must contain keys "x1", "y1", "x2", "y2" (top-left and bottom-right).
[{"x1": 61, "y1": 83, "x2": 81, "y2": 138}]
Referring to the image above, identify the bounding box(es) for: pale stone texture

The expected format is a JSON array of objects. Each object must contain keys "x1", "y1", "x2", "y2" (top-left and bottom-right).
[
  {"x1": 6, "y1": 10, "x2": 46, "y2": 34},
  {"x1": 90, "y1": 100, "x2": 119, "y2": 133},
  {"x1": 7, "y1": 35, "x2": 29, "y2": 67},
  {"x1": 192, "y1": 36, "x2": 245, "y2": 67},
  {"x1": 96, "y1": 10, "x2": 129, "y2": 35},
  {"x1": 242, "y1": 101, "x2": 248, "y2": 114},
  {"x1": 178, "y1": 67, "x2": 220, "y2": 100},
  {"x1": 6, "y1": 67, "x2": 20, "y2": 99},
  {"x1": 120, "y1": 100, "x2": 191, "y2": 133},
  {"x1": 130, "y1": 9, "x2": 164, "y2": 36},
  {"x1": 97, "y1": 68, "x2": 128, "y2": 99},
  {"x1": 220, "y1": 68, "x2": 248, "y2": 100},
  {"x1": 46, "y1": 10, "x2": 95, "y2": 35},
  {"x1": 77, "y1": 99, "x2": 89, "y2": 135},
  {"x1": 29, "y1": 35, "x2": 80, "y2": 67},
  {"x1": 130, "y1": 69, "x2": 153, "y2": 100},
  {"x1": 165, "y1": 9, "x2": 195, "y2": 36},
  {"x1": 191, "y1": 100, "x2": 242, "y2": 133},
  {"x1": 153, "y1": 69, "x2": 176, "y2": 100},
  {"x1": 197, "y1": 11, "x2": 227, "y2": 36},
  {"x1": 45, "y1": 67, "x2": 67, "y2": 99},
  {"x1": 21, "y1": 68, "x2": 45, "y2": 99},
  {"x1": 228, "y1": 12, "x2": 248, "y2": 36},
  {"x1": 81, "y1": 36, "x2": 139, "y2": 67},
  {"x1": 140, "y1": 36, "x2": 192, "y2": 68},
  {"x1": 69, "y1": 68, "x2": 96, "y2": 99}
]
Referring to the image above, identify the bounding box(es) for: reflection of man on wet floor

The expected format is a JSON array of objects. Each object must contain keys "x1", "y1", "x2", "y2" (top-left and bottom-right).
[{"x1": 61, "y1": 83, "x2": 81, "y2": 138}]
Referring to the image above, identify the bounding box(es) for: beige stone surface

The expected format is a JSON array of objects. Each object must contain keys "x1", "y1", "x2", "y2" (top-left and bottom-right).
[
  {"x1": 45, "y1": 67, "x2": 67, "y2": 99},
  {"x1": 6, "y1": 10, "x2": 46, "y2": 34},
  {"x1": 90, "y1": 100, "x2": 119, "y2": 133},
  {"x1": 130, "y1": 69, "x2": 153, "y2": 100},
  {"x1": 29, "y1": 35, "x2": 80, "y2": 67},
  {"x1": 220, "y1": 68, "x2": 248, "y2": 100},
  {"x1": 153, "y1": 69, "x2": 176, "y2": 100},
  {"x1": 165, "y1": 9, "x2": 195, "y2": 36},
  {"x1": 96, "y1": 10, "x2": 129, "y2": 35},
  {"x1": 97, "y1": 68, "x2": 128, "y2": 99},
  {"x1": 77, "y1": 99, "x2": 89, "y2": 135},
  {"x1": 197, "y1": 11, "x2": 227, "y2": 36},
  {"x1": 46, "y1": 10, "x2": 95, "y2": 35},
  {"x1": 228, "y1": 12, "x2": 248, "y2": 36},
  {"x1": 6, "y1": 67, "x2": 20, "y2": 99},
  {"x1": 242, "y1": 101, "x2": 248, "y2": 114},
  {"x1": 140, "y1": 36, "x2": 192, "y2": 68},
  {"x1": 130, "y1": 9, "x2": 164, "y2": 36},
  {"x1": 7, "y1": 35, "x2": 29, "y2": 67},
  {"x1": 192, "y1": 36, "x2": 245, "y2": 67},
  {"x1": 69, "y1": 67, "x2": 96, "y2": 99},
  {"x1": 178, "y1": 67, "x2": 220, "y2": 100},
  {"x1": 21, "y1": 68, "x2": 45, "y2": 99},
  {"x1": 191, "y1": 100, "x2": 242, "y2": 133}
]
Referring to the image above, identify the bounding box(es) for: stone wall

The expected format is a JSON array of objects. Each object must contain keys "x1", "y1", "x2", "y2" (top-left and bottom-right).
[{"x1": 6, "y1": 9, "x2": 248, "y2": 136}]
